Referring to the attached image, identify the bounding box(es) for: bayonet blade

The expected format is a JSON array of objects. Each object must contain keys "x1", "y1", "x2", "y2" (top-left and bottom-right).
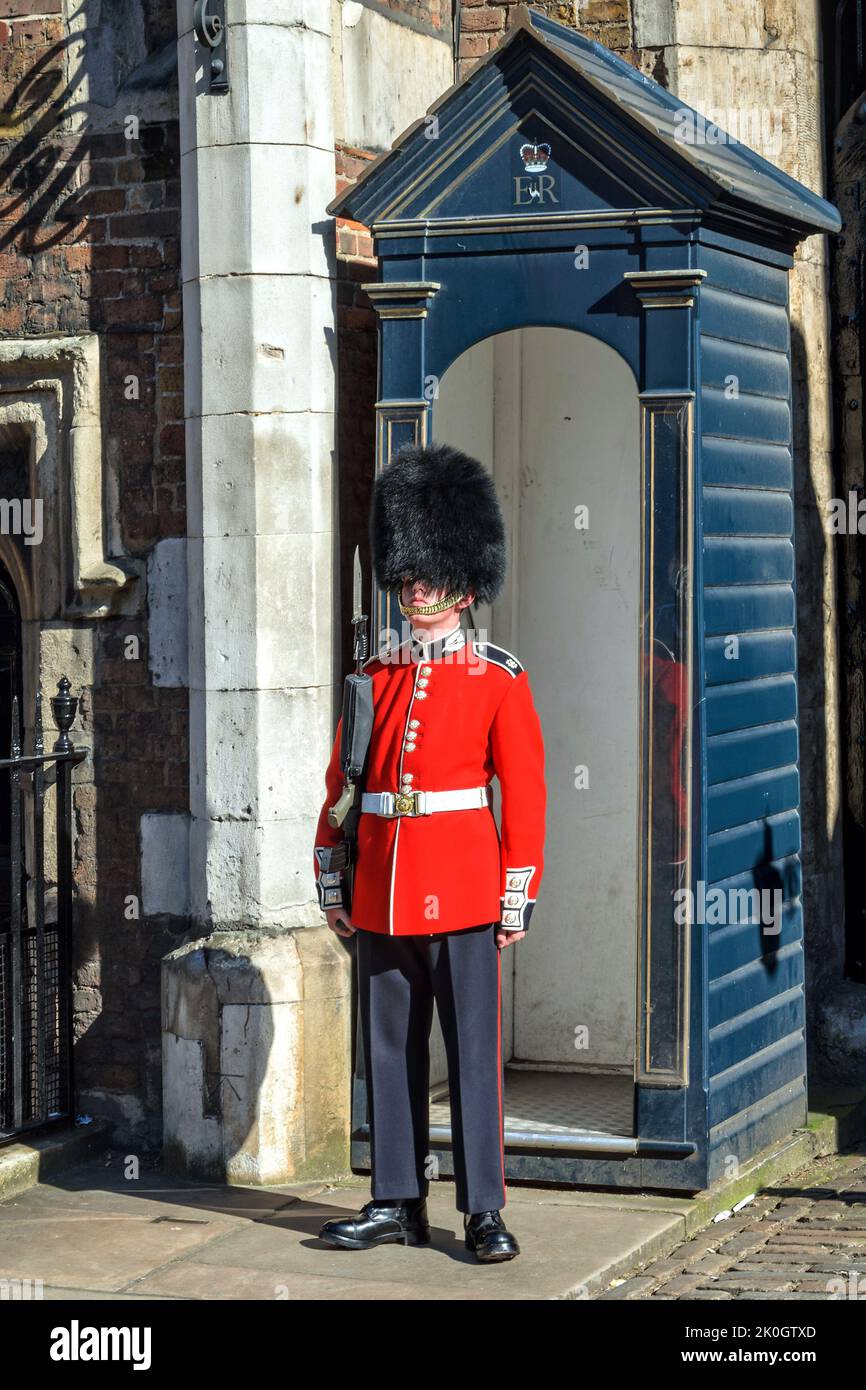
[{"x1": 353, "y1": 545, "x2": 363, "y2": 621}]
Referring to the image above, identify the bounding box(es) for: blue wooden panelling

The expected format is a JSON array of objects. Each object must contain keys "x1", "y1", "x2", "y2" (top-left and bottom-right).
[
  {"x1": 697, "y1": 236, "x2": 805, "y2": 1181},
  {"x1": 707, "y1": 721, "x2": 799, "y2": 781},
  {"x1": 707, "y1": 1080, "x2": 808, "y2": 1182},
  {"x1": 702, "y1": 436, "x2": 793, "y2": 490},
  {"x1": 708, "y1": 991, "x2": 805, "y2": 1080},
  {"x1": 709, "y1": 944, "x2": 804, "y2": 1032},
  {"x1": 705, "y1": 674, "x2": 797, "y2": 734},
  {"x1": 697, "y1": 243, "x2": 789, "y2": 303},
  {"x1": 708, "y1": 1034, "x2": 806, "y2": 1128},
  {"x1": 703, "y1": 583, "x2": 796, "y2": 634},
  {"x1": 700, "y1": 286, "x2": 790, "y2": 351},
  {"x1": 703, "y1": 487, "x2": 793, "y2": 536},
  {"x1": 703, "y1": 536, "x2": 793, "y2": 585},
  {"x1": 700, "y1": 387, "x2": 791, "y2": 442},
  {"x1": 704, "y1": 633, "x2": 796, "y2": 685},
  {"x1": 701, "y1": 337, "x2": 790, "y2": 398},
  {"x1": 707, "y1": 765, "x2": 800, "y2": 832},
  {"x1": 707, "y1": 809, "x2": 801, "y2": 883},
  {"x1": 704, "y1": 876, "x2": 800, "y2": 975},
  {"x1": 707, "y1": 896, "x2": 803, "y2": 975}
]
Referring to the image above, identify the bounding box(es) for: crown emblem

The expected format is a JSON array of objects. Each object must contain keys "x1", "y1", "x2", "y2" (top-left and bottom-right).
[{"x1": 520, "y1": 141, "x2": 552, "y2": 173}]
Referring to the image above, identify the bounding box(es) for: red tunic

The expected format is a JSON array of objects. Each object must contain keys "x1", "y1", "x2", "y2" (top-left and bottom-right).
[{"x1": 312, "y1": 624, "x2": 547, "y2": 936}]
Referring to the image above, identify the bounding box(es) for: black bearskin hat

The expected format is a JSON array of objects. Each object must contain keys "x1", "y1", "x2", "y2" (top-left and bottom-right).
[{"x1": 369, "y1": 442, "x2": 507, "y2": 605}]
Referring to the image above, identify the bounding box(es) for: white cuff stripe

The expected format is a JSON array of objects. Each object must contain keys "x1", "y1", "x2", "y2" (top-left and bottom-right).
[{"x1": 501, "y1": 865, "x2": 536, "y2": 928}]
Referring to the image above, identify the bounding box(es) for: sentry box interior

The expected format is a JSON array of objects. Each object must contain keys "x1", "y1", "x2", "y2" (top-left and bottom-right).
[{"x1": 325, "y1": 5, "x2": 840, "y2": 1193}]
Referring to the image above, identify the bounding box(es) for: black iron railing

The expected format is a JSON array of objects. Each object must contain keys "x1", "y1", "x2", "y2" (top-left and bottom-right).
[{"x1": 0, "y1": 677, "x2": 86, "y2": 1140}]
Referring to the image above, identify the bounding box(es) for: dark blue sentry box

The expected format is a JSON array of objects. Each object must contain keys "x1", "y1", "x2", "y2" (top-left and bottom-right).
[{"x1": 326, "y1": 5, "x2": 841, "y2": 1193}]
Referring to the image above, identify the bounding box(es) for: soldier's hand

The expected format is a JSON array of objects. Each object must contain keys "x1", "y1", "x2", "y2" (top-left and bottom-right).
[
  {"x1": 496, "y1": 928, "x2": 525, "y2": 949},
  {"x1": 325, "y1": 906, "x2": 357, "y2": 937}
]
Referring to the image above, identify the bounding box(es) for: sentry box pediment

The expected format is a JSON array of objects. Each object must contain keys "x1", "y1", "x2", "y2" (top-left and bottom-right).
[
  {"x1": 327, "y1": 4, "x2": 839, "y2": 249},
  {"x1": 327, "y1": 7, "x2": 841, "y2": 1195}
]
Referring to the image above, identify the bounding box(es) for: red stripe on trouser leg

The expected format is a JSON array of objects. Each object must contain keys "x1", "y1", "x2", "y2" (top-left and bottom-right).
[{"x1": 497, "y1": 941, "x2": 506, "y2": 1207}]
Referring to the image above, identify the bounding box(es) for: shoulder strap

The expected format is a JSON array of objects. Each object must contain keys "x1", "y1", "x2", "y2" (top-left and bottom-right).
[{"x1": 472, "y1": 641, "x2": 525, "y2": 677}]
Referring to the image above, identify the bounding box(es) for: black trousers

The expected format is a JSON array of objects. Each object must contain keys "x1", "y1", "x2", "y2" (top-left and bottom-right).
[{"x1": 356, "y1": 921, "x2": 507, "y2": 1214}]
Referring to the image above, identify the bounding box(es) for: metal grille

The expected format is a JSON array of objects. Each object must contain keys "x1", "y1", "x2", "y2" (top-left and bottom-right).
[
  {"x1": 0, "y1": 933, "x2": 9, "y2": 1130},
  {"x1": 22, "y1": 925, "x2": 63, "y2": 1125}
]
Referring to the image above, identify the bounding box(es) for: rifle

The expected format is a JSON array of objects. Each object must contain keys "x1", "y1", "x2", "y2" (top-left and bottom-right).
[{"x1": 324, "y1": 547, "x2": 374, "y2": 903}]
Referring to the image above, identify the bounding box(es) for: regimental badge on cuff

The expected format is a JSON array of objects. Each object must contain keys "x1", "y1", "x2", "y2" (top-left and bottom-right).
[
  {"x1": 500, "y1": 866, "x2": 536, "y2": 932},
  {"x1": 315, "y1": 845, "x2": 350, "y2": 911}
]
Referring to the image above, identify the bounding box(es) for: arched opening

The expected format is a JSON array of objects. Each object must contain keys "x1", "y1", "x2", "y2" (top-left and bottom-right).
[{"x1": 429, "y1": 325, "x2": 641, "y2": 1141}]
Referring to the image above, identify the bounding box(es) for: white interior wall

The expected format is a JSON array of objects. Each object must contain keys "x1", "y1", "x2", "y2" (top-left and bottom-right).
[{"x1": 432, "y1": 326, "x2": 640, "y2": 1076}]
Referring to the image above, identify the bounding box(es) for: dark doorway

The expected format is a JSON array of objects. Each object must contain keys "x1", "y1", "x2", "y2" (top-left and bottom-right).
[{"x1": 825, "y1": 0, "x2": 866, "y2": 981}]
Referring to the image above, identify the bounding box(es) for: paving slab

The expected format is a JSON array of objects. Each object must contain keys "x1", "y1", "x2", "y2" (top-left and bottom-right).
[
  {"x1": 134, "y1": 1188, "x2": 684, "y2": 1300},
  {"x1": 4, "y1": 1117, "x2": 864, "y2": 1301},
  {"x1": 0, "y1": 1209, "x2": 241, "y2": 1294},
  {"x1": 0, "y1": 1174, "x2": 301, "y2": 1224},
  {"x1": 0, "y1": 1160, "x2": 686, "y2": 1300}
]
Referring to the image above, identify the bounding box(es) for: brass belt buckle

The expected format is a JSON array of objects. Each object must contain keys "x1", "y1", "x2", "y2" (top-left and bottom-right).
[{"x1": 393, "y1": 790, "x2": 418, "y2": 816}]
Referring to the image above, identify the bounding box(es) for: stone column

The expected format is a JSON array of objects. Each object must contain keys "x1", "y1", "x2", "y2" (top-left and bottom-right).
[{"x1": 163, "y1": 0, "x2": 350, "y2": 1182}]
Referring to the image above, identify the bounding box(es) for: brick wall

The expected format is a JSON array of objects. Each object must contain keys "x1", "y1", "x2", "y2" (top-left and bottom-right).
[
  {"x1": 457, "y1": 1, "x2": 634, "y2": 78},
  {"x1": 0, "y1": 0, "x2": 186, "y2": 1144}
]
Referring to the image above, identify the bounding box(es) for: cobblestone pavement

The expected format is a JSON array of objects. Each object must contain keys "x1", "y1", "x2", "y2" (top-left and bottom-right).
[{"x1": 599, "y1": 1141, "x2": 866, "y2": 1300}]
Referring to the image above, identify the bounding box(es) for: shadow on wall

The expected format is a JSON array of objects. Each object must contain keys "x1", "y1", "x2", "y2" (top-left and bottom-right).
[{"x1": 789, "y1": 320, "x2": 847, "y2": 1081}]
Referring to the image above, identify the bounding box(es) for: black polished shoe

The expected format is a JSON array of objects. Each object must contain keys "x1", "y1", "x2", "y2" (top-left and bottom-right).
[
  {"x1": 464, "y1": 1209, "x2": 520, "y2": 1262},
  {"x1": 318, "y1": 1197, "x2": 431, "y2": 1250}
]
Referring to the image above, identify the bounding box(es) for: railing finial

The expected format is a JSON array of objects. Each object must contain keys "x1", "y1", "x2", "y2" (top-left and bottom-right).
[{"x1": 50, "y1": 675, "x2": 78, "y2": 754}]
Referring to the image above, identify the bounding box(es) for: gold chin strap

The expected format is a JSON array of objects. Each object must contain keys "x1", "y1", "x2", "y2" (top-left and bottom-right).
[{"x1": 398, "y1": 590, "x2": 463, "y2": 616}]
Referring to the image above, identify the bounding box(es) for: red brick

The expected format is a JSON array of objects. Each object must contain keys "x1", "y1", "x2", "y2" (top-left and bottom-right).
[
  {"x1": 580, "y1": 0, "x2": 630, "y2": 21},
  {"x1": 128, "y1": 244, "x2": 162, "y2": 268},
  {"x1": 459, "y1": 5, "x2": 505, "y2": 32},
  {"x1": 109, "y1": 211, "x2": 180, "y2": 240},
  {"x1": 100, "y1": 295, "x2": 162, "y2": 325},
  {"x1": 0, "y1": 1, "x2": 62, "y2": 16},
  {"x1": 62, "y1": 187, "x2": 125, "y2": 216},
  {"x1": 91, "y1": 244, "x2": 129, "y2": 269},
  {"x1": 0, "y1": 303, "x2": 23, "y2": 330},
  {"x1": 459, "y1": 31, "x2": 488, "y2": 56}
]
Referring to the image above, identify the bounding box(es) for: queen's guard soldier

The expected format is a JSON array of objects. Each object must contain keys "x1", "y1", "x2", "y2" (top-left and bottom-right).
[{"x1": 314, "y1": 442, "x2": 547, "y2": 1262}]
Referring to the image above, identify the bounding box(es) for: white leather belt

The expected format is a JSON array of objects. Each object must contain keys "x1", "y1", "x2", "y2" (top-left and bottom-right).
[{"x1": 361, "y1": 786, "x2": 492, "y2": 817}]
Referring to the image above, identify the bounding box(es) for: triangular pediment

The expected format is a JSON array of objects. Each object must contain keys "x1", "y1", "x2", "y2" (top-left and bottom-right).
[{"x1": 326, "y1": 5, "x2": 839, "y2": 247}]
